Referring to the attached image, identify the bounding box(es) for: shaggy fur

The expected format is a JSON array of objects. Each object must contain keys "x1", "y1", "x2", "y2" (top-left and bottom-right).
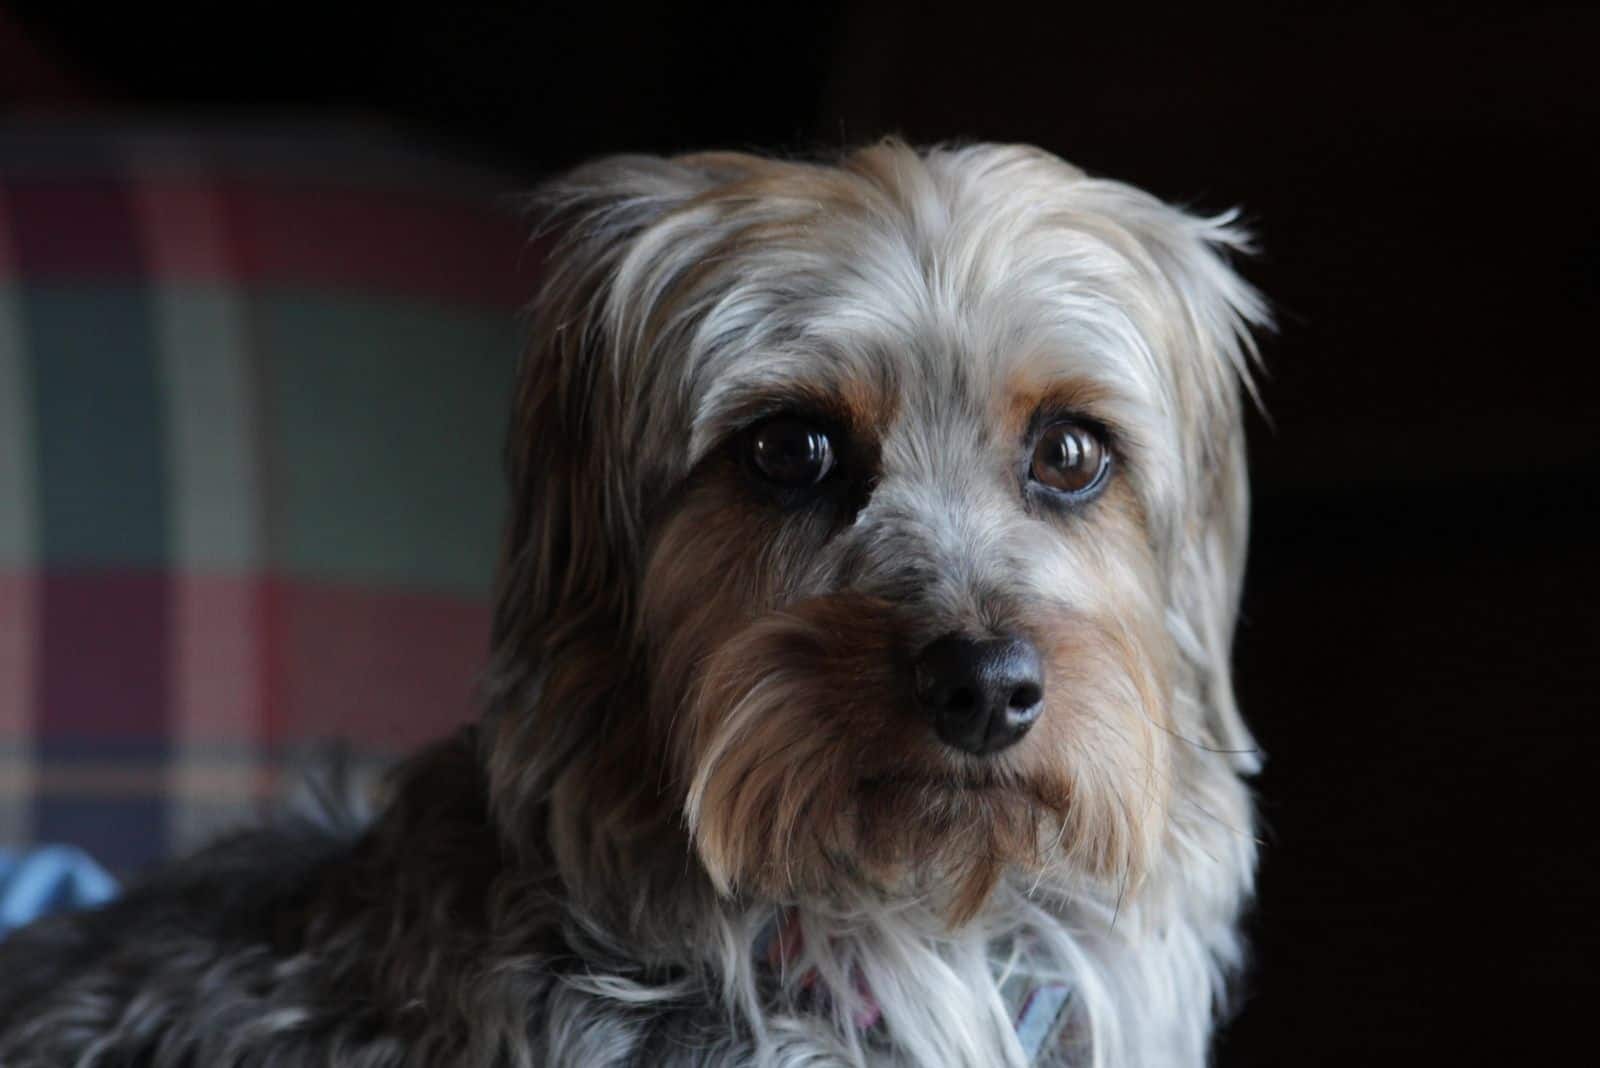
[{"x1": 0, "y1": 141, "x2": 1268, "y2": 1067}]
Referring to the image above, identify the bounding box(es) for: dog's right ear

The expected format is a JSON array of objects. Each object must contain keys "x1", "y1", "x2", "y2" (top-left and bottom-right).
[
  {"x1": 493, "y1": 157, "x2": 720, "y2": 666},
  {"x1": 484, "y1": 158, "x2": 722, "y2": 847}
]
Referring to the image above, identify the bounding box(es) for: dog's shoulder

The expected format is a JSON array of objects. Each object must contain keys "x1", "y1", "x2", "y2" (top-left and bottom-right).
[
  {"x1": 0, "y1": 817, "x2": 352, "y2": 1059},
  {"x1": 0, "y1": 728, "x2": 507, "y2": 1064}
]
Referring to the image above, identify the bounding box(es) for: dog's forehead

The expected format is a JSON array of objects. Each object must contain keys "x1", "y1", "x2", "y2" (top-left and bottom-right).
[{"x1": 681, "y1": 212, "x2": 1173, "y2": 466}]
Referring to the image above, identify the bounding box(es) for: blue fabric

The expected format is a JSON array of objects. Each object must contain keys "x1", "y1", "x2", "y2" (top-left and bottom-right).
[
  {"x1": 1013, "y1": 982, "x2": 1073, "y2": 1061},
  {"x1": 0, "y1": 845, "x2": 119, "y2": 936}
]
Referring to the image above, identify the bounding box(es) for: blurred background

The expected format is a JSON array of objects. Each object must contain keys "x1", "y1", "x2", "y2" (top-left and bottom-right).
[{"x1": 1, "y1": 5, "x2": 1594, "y2": 1063}]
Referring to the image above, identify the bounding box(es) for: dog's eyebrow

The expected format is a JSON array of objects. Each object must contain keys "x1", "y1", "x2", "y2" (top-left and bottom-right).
[
  {"x1": 998, "y1": 376, "x2": 1124, "y2": 440},
  {"x1": 687, "y1": 368, "x2": 889, "y2": 465}
]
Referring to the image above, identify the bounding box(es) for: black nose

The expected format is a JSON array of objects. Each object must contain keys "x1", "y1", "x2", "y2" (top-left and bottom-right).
[{"x1": 913, "y1": 635, "x2": 1045, "y2": 755}]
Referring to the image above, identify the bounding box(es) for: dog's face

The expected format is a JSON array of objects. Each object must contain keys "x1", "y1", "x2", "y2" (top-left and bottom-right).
[{"x1": 493, "y1": 143, "x2": 1265, "y2": 919}]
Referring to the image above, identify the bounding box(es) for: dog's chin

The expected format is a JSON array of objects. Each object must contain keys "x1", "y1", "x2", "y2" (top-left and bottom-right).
[
  {"x1": 851, "y1": 772, "x2": 1077, "y2": 917},
  {"x1": 698, "y1": 767, "x2": 1070, "y2": 921}
]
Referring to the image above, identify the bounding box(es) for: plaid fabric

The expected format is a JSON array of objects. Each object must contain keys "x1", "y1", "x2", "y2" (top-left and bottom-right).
[{"x1": 0, "y1": 124, "x2": 531, "y2": 874}]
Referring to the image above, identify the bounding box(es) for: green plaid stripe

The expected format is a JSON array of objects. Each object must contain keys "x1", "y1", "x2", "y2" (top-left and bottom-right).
[{"x1": 0, "y1": 124, "x2": 528, "y2": 870}]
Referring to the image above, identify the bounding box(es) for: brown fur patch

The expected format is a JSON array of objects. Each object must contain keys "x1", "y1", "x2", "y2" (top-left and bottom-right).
[
  {"x1": 997, "y1": 372, "x2": 1126, "y2": 447},
  {"x1": 672, "y1": 592, "x2": 1090, "y2": 922}
]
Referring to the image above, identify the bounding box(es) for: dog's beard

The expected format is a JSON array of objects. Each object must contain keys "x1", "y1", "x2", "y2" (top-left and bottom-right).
[{"x1": 674, "y1": 593, "x2": 1170, "y2": 921}]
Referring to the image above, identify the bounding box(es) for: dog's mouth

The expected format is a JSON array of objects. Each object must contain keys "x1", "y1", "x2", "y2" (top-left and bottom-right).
[
  {"x1": 857, "y1": 768, "x2": 1074, "y2": 815},
  {"x1": 846, "y1": 766, "x2": 1073, "y2": 917},
  {"x1": 855, "y1": 770, "x2": 1042, "y2": 804},
  {"x1": 859, "y1": 773, "x2": 1006, "y2": 793}
]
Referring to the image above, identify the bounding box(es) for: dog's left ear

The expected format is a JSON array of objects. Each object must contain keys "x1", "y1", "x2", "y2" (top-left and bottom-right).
[
  {"x1": 1172, "y1": 409, "x2": 1261, "y2": 775},
  {"x1": 1126, "y1": 204, "x2": 1270, "y2": 774}
]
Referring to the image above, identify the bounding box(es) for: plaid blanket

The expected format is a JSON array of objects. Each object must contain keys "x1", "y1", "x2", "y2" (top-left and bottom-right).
[{"x1": 0, "y1": 124, "x2": 531, "y2": 874}]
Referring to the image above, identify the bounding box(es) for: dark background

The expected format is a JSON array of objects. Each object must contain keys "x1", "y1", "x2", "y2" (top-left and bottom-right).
[{"x1": 6, "y1": 5, "x2": 1596, "y2": 1063}]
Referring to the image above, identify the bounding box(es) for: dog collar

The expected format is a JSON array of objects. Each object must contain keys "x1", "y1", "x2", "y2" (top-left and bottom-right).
[{"x1": 757, "y1": 912, "x2": 1074, "y2": 1063}]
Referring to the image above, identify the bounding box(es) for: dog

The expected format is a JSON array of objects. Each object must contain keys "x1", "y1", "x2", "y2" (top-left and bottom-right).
[{"x1": 0, "y1": 140, "x2": 1268, "y2": 1067}]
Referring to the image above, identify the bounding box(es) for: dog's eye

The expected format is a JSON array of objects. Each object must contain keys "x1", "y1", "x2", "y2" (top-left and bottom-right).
[
  {"x1": 1029, "y1": 420, "x2": 1109, "y2": 497},
  {"x1": 750, "y1": 417, "x2": 836, "y2": 487}
]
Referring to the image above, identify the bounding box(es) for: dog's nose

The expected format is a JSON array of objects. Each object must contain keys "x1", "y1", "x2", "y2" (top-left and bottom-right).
[{"x1": 913, "y1": 636, "x2": 1045, "y2": 755}]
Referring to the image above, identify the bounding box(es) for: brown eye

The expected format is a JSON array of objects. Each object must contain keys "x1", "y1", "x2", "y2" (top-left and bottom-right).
[
  {"x1": 1029, "y1": 420, "x2": 1110, "y2": 497},
  {"x1": 750, "y1": 417, "x2": 836, "y2": 487}
]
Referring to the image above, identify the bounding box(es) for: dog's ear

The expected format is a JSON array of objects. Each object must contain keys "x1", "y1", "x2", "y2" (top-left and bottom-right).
[
  {"x1": 484, "y1": 156, "x2": 729, "y2": 848},
  {"x1": 494, "y1": 157, "x2": 721, "y2": 665},
  {"x1": 1171, "y1": 404, "x2": 1261, "y2": 775},
  {"x1": 1124, "y1": 204, "x2": 1270, "y2": 774}
]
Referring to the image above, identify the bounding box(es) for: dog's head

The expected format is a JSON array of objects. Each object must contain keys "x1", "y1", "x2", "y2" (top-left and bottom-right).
[{"x1": 488, "y1": 142, "x2": 1265, "y2": 920}]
